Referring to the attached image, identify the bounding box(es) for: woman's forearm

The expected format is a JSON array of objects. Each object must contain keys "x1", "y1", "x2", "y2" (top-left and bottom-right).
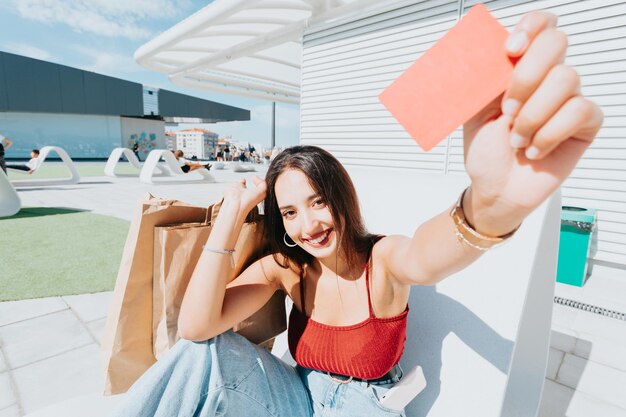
[
  {"x1": 406, "y1": 187, "x2": 528, "y2": 284},
  {"x1": 178, "y1": 199, "x2": 248, "y2": 337}
]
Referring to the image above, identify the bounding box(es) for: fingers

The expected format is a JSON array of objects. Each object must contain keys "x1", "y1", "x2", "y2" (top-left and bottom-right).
[
  {"x1": 522, "y1": 96, "x2": 603, "y2": 160},
  {"x1": 505, "y1": 11, "x2": 558, "y2": 57},
  {"x1": 510, "y1": 64, "x2": 580, "y2": 149},
  {"x1": 250, "y1": 175, "x2": 264, "y2": 187},
  {"x1": 502, "y1": 28, "x2": 568, "y2": 116}
]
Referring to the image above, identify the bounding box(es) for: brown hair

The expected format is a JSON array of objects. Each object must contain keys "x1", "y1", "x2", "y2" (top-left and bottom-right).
[{"x1": 263, "y1": 145, "x2": 377, "y2": 273}]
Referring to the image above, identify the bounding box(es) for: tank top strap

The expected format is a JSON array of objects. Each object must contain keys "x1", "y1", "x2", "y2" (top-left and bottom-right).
[{"x1": 365, "y1": 260, "x2": 375, "y2": 318}]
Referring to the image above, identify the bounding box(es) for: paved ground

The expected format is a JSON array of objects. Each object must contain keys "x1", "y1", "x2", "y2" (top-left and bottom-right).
[{"x1": 1, "y1": 164, "x2": 625, "y2": 416}]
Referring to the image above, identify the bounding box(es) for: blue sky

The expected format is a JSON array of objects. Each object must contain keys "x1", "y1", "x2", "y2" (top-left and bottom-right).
[{"x1": 0, "y1": 0, "x2": 300, "y2": 149}]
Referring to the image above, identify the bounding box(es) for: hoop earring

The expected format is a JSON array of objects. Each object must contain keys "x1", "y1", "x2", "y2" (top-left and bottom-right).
[{"x1": 284, "y1": 232, "x2": 298, "y2": 248}]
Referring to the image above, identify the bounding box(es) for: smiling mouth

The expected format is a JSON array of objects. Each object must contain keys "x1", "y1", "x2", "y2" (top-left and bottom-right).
[{"x1": 302, "y1": 229, "x2": 333, "y2": 246}]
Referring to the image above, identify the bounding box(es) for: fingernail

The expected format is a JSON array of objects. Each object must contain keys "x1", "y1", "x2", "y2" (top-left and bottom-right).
[
  {"x1": 505, "y1": 31, "x2": 529, "y2": 53},
  {"x1": 510, "y1": 133, "x2": 528, "y2": 148},
  {"x1": 501, "y1": 99, "x2": 521, "y2": 116},
  {"x1": 525, "y1": 146, "x2": 540, "y2": 160}
]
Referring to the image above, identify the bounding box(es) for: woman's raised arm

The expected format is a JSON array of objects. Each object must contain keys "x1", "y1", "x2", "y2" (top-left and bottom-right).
[
  {"x1": 178, "y1": 177, "x2": 280, "y2": 341},
  {"x1": 380, "y1": 11, "x2": 603, "y2": 287}
]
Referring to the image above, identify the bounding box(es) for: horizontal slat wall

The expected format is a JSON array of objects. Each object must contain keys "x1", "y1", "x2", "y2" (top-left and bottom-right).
[
  {"x1": 301, "y1": 0, "x2": 459, "y2": 171},
  {"x1": 460, "y1": 0, "x2": 626, "y2": 266},
  {"x1": 301, "y1": 0, "x2": 626, "y2": 267}
]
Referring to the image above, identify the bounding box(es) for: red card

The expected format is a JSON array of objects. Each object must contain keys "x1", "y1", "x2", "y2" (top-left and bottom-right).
[{"x1": 379, "y1": 4, "x2": 513, "y2": 151}]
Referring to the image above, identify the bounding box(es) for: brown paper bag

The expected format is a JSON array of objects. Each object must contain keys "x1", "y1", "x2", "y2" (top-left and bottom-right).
[
  {"x1": 152, "y1": 222, "x2": 213, "y2": 359},
  {"x1": 152, "y1": 203, "x2": 287, "y2": 359},
  {"x1": 101, "y1": 194, "x2": 209, "y2": 395}
]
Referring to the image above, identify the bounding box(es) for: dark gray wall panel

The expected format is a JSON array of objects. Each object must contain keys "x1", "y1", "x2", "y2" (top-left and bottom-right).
[
  {"x1": 0, "y1": 51, "x2": 143, "y2": 116},
  {"x1": 103, "y1": 78, "x2": 143, "y2": 115},
  {"x1": 105, "y1": 78, "x2": 125, "y2": 114},
  {"x1": 0, "y1": 53, "x2": 7, "y2": 111},
  {"x1": 32, "y1": 60, "x2": 63, "y2": 112},
  {"x1": 0, "y1": 52, "x2": 243, "y2": 120},
  {"x1": 83, "y1": 72, "x2": 108, "y2": 114},
  {"x1": 158, "y1": 89, "x2": 250, "y2": 121},
  {"x1": 59, "y1": 66, "x2": 86, "y2": 113},
  {"x1": 3, "y1": 53, "x2": 38, "y2": 111},
  {"x1": 125, "y1": 83, "x2": 143, "y2": 115}
]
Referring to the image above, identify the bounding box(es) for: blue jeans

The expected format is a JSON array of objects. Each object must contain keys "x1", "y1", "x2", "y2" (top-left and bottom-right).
[{"x1": 112, "y1": 331, "x2": 406, "y2": 417}]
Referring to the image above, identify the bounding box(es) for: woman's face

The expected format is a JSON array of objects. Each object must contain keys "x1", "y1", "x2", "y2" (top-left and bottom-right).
[{"x1": 275, "y1": 169, "x2": 337, "y2": 259}]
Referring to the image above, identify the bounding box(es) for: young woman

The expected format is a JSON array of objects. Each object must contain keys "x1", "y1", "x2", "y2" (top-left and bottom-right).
[
  {"x1": 112, "y1": 11, "x2": 603, "y2": 417},
  {"x1": 173, "y1": 149, "x2": 212, "y2": 172},
  {"x1": 6, "y1": 149, "x2": 39, "y2": 173}
]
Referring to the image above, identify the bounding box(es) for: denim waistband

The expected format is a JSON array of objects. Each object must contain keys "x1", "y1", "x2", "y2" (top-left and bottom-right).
[{"x1": 324, "y1": 364, "x2": 403, "y2": 387}]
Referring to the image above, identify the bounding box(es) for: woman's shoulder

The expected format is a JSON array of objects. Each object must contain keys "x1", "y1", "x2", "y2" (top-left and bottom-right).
[
  {"x1": 372, "y1": 234, "x2": 411, "y2": 254},
  {"x1": 371, "y1": 234, "x2": 412, "y2": 277},
  {"x1": 256, "y1": 253, "x2": 301, "y2": 282}
]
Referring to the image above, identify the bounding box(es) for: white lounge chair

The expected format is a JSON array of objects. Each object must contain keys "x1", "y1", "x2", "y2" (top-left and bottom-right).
[
  {"x1": 9, "y1": 146, "x2": 80, "y2": 187},
  {"x1": 229, "y1": 161, "x2": 256, "y2": 172},
  {"x1": 139, "y1": 149, "x2": 215, "y2": 184},
  {"x1": 104, "y1": 148, "x2": 167, "y2": 177},
  {"x1": 0, "y1": 169, "x2": 21, "y2": 217}
]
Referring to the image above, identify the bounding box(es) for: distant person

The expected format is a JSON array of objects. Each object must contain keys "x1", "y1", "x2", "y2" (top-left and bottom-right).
[
  {"x1": 173, "y1": 150, "x2": 211, "y2": 172},
  {"x1": 0, "y1": 134, "x2": 13, "y2": 174},
  {"x1": 6, "y1": 149, "x2": 40, "y2": 174},
  {"x1": 270, "y1": 146, "x2": 281, "y2": 162},
  {"x1": 216, "y1": 147, "x2": 224, "y2": 162},
  {"x1": 132, "y1": 143, "x2": 141, "y2": 161},
  {"x1": 223, "y1": 146, "x2": 230, "y2": 161}
]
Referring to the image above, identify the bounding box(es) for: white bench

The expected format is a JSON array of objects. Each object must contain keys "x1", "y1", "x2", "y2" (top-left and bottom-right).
[
  {"x1": 9, "y1": 146, "x2": 80, "y2": 187},
  {"x1": 104, "y1": 147, "x2": 167, "y2": 177},
  {"x1": 229, "y1": 161, "x2": 256, "y2": 172},
  {"x1": 0, "y1": 169, "x2": 21, "y2": 217},
  {"x1": 139, "y1": 150, "x2": 215, "y2": 184}
]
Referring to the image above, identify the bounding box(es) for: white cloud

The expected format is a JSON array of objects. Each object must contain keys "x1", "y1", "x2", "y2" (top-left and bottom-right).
[
  {"x1": 71, "y1": 45, "x2": 143, "y2": 76},
  {"x1": 2, "y1": 42, "x2": 52, "y2": 61},
  {"x1": 12, "y1": 0, "x2": 189, "y2": 40}
]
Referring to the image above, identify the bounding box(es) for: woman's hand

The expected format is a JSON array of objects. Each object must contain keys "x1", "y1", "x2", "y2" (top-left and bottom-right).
[
  {"x1": 222, "y1": 176, "x2": 268, "y2": 215},
  {"x1": 462, "y1": 11, "x2": 603, "y2": 237}
]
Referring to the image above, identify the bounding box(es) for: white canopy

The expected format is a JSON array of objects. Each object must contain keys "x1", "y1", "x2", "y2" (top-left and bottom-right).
[{"x1": 134, "y1": 0, "x2": 385, "y2": 104}]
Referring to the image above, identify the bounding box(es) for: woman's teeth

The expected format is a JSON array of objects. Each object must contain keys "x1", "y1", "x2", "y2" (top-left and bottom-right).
[{"x1": 308, "y1": 230, "x2": 329, "y2": 244}]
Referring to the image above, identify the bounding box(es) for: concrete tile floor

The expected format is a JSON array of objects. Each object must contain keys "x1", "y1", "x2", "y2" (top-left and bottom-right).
[
  {"x1": 1, "y1": 167, "x2": 625, "y2": 416},
  {"x1": 0, "y1": 293, "x2": 106, "y2": 416},
  {"x1": 1, "y1": 282, "x2": 625, "y2": 416}
]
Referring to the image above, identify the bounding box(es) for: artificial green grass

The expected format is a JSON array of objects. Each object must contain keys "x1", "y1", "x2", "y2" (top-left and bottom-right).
[
  {"x1": 6, "y1": 162, "x2": 140, "y2": 180},
  {"x1": 0, "y1": 207, "x2": 130, "y2": 301}
]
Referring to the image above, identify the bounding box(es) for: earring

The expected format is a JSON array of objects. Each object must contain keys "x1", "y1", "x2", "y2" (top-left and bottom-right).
[{"x1": 284, "y1": 232, "x2": 298, "y2": 248}]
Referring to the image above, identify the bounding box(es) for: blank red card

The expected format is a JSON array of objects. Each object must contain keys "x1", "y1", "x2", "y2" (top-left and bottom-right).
[{"x1": 379, "y1": 4, "x2": 513, "y2": 151}]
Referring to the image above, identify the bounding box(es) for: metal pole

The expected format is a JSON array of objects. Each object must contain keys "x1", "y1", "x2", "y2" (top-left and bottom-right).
[{"x1": 271, "y1": 101, "x2": 276, "y2": 149}]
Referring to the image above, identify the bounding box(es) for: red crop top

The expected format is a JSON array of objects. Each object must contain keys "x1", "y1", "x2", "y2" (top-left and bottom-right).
[{"x1": 288, "y1": 258, "x2": 409, "y2": 380}]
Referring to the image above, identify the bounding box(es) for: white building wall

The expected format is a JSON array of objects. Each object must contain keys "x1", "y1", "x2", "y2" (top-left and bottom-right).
[
  {"x1": 120, "y1": 117, "x2": 166, "y2": 161},
  {"x1": 143, "y1": 86, "x2": 159, "y2": 116},
  {"x1": 176, "y1": 131, "x2": 218, "y2": 159},
  {"x1": 301, "y1": 0, "x2": 626, "y2": 267}
]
